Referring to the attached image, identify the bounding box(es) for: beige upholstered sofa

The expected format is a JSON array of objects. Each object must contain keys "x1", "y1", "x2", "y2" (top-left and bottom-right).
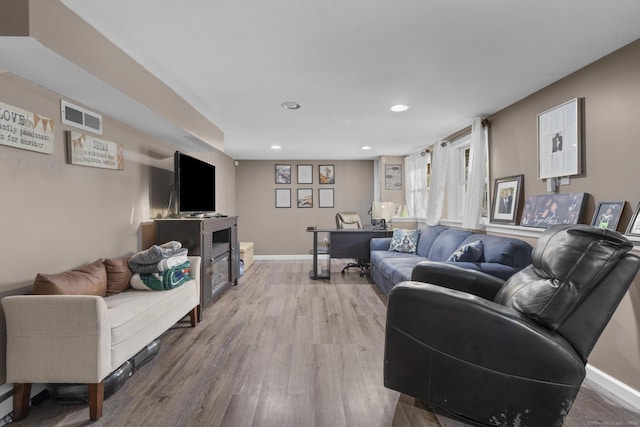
[{"x1": 1, "y1": 256, "x2": 201, "y2": 421}]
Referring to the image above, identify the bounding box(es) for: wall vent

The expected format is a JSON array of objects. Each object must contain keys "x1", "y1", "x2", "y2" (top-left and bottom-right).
[{"x1": 60, "y1": 99, "x2": 103, "y2": 135}]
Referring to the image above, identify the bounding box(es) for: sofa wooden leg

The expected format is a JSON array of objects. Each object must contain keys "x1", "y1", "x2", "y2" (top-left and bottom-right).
[
  {"x1": 88, "y1": 381, "x2": 104, "y2": 421},
  {"x1": 12, "y1": 383, "x2": 31, "y2": 421},
  {"x1": 189, "y1": 306, "x2": 198, "y2": 327}
]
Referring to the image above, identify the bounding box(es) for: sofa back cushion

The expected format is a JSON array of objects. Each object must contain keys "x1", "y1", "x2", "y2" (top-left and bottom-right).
[
  {"x1": 459, "y1": 234, "x2": 532, "y2": 268},
  {"x1": 416, "y1": 226, "x2": 449, "y2": 258},
  {"x1": 427, "y1": 228, "x2": 473, "y2": 261},
  {"x1": 31, "y1": 259, "x2": 107, "y2": 296}
]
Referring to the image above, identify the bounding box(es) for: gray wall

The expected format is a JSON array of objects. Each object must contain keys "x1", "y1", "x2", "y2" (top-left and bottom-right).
[
  {"x1": 0, "y1": 72, "x2": 236, "y2": 290},
  {"x1": 488, "y1": 38, "x2": 640, "y2": 390},
  {"x1": 236, "y1": 160, "x2": 374, "y2": 255}
]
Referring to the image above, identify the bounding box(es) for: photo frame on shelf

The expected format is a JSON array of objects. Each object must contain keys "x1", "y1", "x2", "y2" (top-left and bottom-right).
[
  {"x1": 490, "y1": 175, "x2": 523, "y2": 225},
  {"x1": 318, "y1": 188, "x2": 334, "y2": 208},
  {"x1": 626, "y1": 203, "x2": 640, "y2": 237},
  {"x1": 537, "y1": 98, "x2": 582, "y2": 179},
  {"x1": 275, "y1": 188, "x2": 291, "y2": 208},
  {"x1": 319, "y1": 164, "x2": 335, "y2": 184},
  {"x1": 297, "y1": 164, "x2": 313, "y2": 184},
  {"x1": 521, "y1": 192, "x2": 586, "y2": 228},
  {"x1": 297, "y1": 188, "x2": 313, "y2": 208},
  {"x1": 385, "y1": 164, "x2": 403, "y2": 190},
  {"x1": 275, "y1": 164, "x2": 291, "y2": 184},
  {"x1": 591, "y1": 201, "x2": 624, "y2": 231}
]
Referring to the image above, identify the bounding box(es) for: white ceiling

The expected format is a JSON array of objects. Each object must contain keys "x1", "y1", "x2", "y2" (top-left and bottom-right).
[{"x1": 36, "y1": 1, "x2": 640, "y2": 159}]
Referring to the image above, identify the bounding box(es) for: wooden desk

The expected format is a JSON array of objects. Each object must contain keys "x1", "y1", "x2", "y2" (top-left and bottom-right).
[{"x1": 307, "y1": 228, "x2": 393, "y2": 280}]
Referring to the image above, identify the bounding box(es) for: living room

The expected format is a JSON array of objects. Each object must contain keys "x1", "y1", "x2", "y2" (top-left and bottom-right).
[{"x1": 1, "y1": 1, "x2": 640, "y2": 426}]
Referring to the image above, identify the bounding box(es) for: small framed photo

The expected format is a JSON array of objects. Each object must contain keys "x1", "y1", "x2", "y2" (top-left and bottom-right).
[
  {"x1": 297, "y1": 164, "x2": 313, "y2": 184},
  {"x1": 591, "y1": 201, "x2": 624, "y2": 231},
  {"x1": 626, "y1": 203, "x2": 640, "y2": 237},
  {"x1": 490, "y1": 175, "x2": 523, "y2": 225},
  {"x1": 275, "y1": 188, "x2": 291, "y2": 208},
  {"x1": 318, "y1": 188, "x2": 334, "y2": 208},
  {"x1": 319, "y1": 164, "x2": 335, "y2": 184},
  {"x1": 521, "y1": 193, "x2": 586, "y2": 228},
  {"x1": 275, "y1": 164, "x2": 291, "y2": 184},
  {"x1": 297, "y1": 188, "x2": 313, "y2": 208}
]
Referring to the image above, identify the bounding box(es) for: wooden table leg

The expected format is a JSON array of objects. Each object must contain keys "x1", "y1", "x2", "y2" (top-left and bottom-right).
[{"x1": 88, "y1": 381, "x2": 104, "y2": 421}]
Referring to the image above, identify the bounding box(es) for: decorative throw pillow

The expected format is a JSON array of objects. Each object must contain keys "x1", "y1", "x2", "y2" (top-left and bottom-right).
[
  {"x1": 388, "y1": 229, "x2": 420, "y2": 253},
  {"x1": 104, "y1": 258, "x2": 133, "y2": 296},
  {"x1": 447, "y1": 240, "x2": 484, "y2": 262},
  {"x1": 31, "y1": 259, "x2": 107, "y2": 296}
]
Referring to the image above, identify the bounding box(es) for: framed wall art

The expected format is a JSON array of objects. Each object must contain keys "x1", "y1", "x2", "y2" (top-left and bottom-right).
[
  {"x1": 319, "y1": 164, "x2": 335, "y2": 184},
  {"x1": 537, "y1": 98, "x2": 582, "y2": 179},
  {"x1": 297, "y1": 164, "x2": 313, "y2": 184},
  {"x1": 626, "y1": 203, "x2": 640, "y2": 237},
  {"x1": 318, "y1": 188, "x2": 334, "y2": 208},
  {"x1": 275, "y1": 188, "x2": 291, "y2": 208},
  {"x1": 591, "y1": 201, "x2": 624, "y2": 231},
  {"x1": 275, "y1": 164, "x2": 291, "y2": 184},
  {"x1": 490, "y1": 175, "x2": 523, "y2": 225},
  {"x1": 385, "y1": 164, "x2": 403, "y2": 190},
  {"x1": 521, "y1": 193, "x2": 586, "y2": 228},
  {"x1": 297, "y1": 188, "x2": 313, "y2": 208}
]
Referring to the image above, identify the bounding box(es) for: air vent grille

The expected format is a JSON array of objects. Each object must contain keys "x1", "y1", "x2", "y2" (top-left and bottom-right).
[{"x1": 60, "y1": 100, "x2": 103, "y2": 135}]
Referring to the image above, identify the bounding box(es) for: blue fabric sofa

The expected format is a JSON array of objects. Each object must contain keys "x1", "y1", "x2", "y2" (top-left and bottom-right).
[{"x1": 370, "y1": 225, "x2": 533, "y2": 296}]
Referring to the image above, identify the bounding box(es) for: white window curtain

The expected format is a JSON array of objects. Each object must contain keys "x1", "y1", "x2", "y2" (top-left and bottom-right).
[
  {"x1": 461, "y1": 117, "x2": 488, "y2": 230},
  {"x1": 425, "y1": 141, "x2": 449, "y2": 226},
  {"x1": 404, "y1": 152, "x2": 430, "y2": 218}
]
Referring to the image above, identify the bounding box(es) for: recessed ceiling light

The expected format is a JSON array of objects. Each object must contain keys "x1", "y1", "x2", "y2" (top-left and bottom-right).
[
  {"x1": 281, "y1": 102, "x2": 301, "y2": 110},
  {"x1": 270, "y1": 145, "x2": 282, "y2": 150},
  {"x1": 390, "y1": 104, "x2": 410, "y2": 112},
  {"x1": 361, "y1": 146, "x2": 372, "y2": 150}
]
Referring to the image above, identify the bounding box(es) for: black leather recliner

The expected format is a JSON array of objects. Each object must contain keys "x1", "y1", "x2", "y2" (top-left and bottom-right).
[{"x1": 384, "y1": 224, "x2": 640, "y2": 427}]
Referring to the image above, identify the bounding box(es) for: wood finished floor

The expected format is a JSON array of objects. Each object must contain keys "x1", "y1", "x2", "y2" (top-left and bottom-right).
[{"x1": 10, "y1": 260, "x2": 640, "y2": 427}]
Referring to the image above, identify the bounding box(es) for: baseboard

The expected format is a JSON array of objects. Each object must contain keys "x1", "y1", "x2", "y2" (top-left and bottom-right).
[
  {"x1": 0, "y1": 383, "x2": 46, "y2": 425},
  {"x1": 254, "y1": 254, "x2": 328, "y2": 261},
  {"x1": 585, "y1": 364, "x2": 640, "y2": 411}
]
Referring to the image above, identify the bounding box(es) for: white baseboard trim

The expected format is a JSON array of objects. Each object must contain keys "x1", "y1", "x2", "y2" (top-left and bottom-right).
[
  {"x1": 254, "y1": 254, "x2": 328, "y2": 261},
  {"x1": 585, "y1": 364, "x2": 640, "y2": 411}
]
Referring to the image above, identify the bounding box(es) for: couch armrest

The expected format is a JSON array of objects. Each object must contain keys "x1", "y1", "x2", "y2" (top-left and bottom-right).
[
  {"x1": 411, "y1": 261, "x2": 505, "y2": 300},
  {"x1": 371, "y1": 237, "x2": 392, "y2": 252},
  {"x1": 2, "y1": 295, "x2": 112, "y2": 384}
]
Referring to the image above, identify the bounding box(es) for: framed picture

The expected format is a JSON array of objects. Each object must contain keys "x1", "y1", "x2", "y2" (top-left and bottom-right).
[
  {"x1": 319, "y1": 164, "x2": 335, "y2": 184},
  {"x1": 537, "y1": 98, "x2": 582, "y2": 179},
  {"x1": 521, "y1": 193, "x2": 586, "y2": 228},
  {"x1": 385, "y1": 164, "x2": 403, "y2": 190},
  {"x1": 275, "y1": 188, "x2": 291, "y2": 208},
  {"x1": 626, "y1": 203, "x2": 640, "y2": 237},
  {"x1": 591, "y1": 201, "x2": 624, "y2": 231},
  {"x1": 318, "y1": 188, "x2": 334, "y2": 208},
  {"x1": 490, "y1": 175, "x2": 523, "y2": 225},
  {"x1": 275, "y1": 164, "x2": 291, "y2": 184},
  {"x1": 297, "y1": 164, "x2": 313, "y2": 184},
  {"x1": 297, "y1": 188, "x2": 313, "y2": 208}
]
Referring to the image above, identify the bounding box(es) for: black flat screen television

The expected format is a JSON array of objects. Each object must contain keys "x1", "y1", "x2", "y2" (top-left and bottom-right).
[{"x1": 174, "y1": 151, "x2": 215, "y2": 215}]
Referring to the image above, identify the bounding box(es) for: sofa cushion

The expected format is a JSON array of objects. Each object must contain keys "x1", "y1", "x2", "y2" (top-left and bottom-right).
[
  {"x1": 31, "y1": 260, "x2": 107, "y2": 296},
  {"x1": 416, "y1": 226, "x2": 448, "y2": 258},
  {"x1": 389, "y1": 229, "x2": 420, "y2": 253},
  {"x1": 104, "y1": 258, "x2": 133, "y2": 296},
  {"x1": 447, "y1": 240, "x2": 484, "y2": 262},
  {"x1": 459, "y1": 234, "x2": 532, "y2": 268},
  {"x1": 427, "y1": 229, "x2": 473, "y2": 261}
]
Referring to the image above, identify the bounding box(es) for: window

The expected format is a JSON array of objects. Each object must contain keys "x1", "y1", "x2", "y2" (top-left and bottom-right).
[{"x1": 447, "y1": 135, "x2": 471, "y2": 220}]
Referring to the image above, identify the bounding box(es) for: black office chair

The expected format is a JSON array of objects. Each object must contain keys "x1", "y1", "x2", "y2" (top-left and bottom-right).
[
  {"x1": 335, "y1": 212, "x2": 369, "y2": 276},
  {"x1": 384, "y1": 224, "x2": 640, "y2": 427}
]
